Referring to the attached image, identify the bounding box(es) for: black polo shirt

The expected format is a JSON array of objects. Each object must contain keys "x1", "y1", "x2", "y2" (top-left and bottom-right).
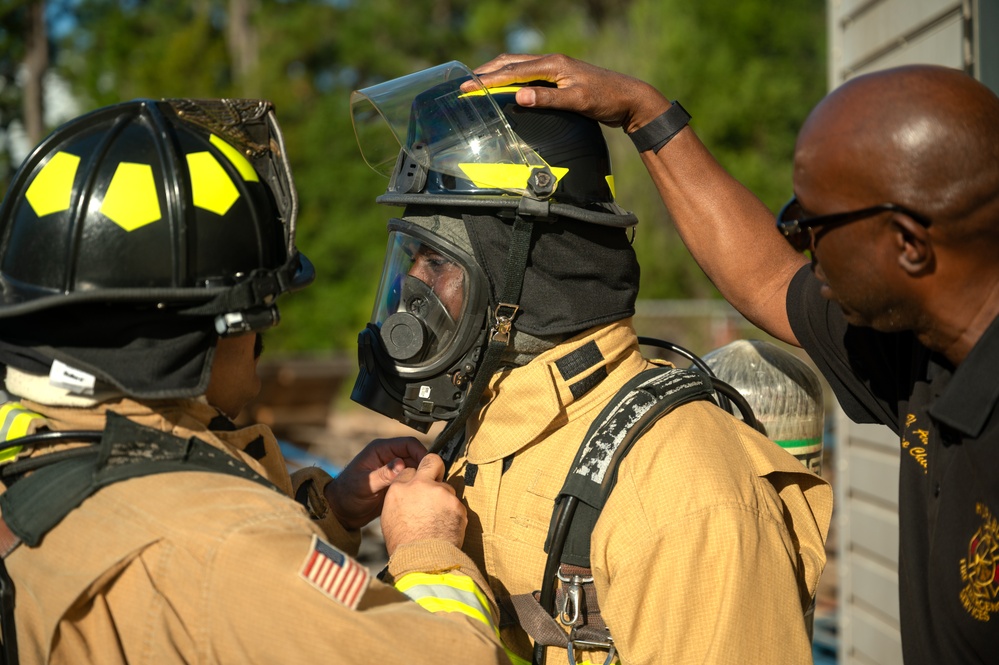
[{"x1": 787, "y1": 265, "x2": 999, "y2": 664}]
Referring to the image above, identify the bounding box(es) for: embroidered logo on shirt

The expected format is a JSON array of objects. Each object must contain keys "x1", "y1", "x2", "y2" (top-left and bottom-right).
[
  {"x1": 959, "y1": 502, "x2": 999, "y2": 622},
  {"x1": 299, "y1": 534, "x2": 370, "y2": 610},
  {"x1": 901, "y1": 413, "x2": 929, "y2": 474}
]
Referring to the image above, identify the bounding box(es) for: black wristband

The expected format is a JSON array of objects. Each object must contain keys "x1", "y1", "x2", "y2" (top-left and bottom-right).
[{"x1": 628, "y1": 102, "x2": 691, "y2": 154}]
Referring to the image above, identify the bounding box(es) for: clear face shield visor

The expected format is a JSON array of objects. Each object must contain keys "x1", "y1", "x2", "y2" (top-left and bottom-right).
[
  {"x1": 370, "y1": 226, "x2": 484, "y2": 374},
  {"x1": 350, "y1": 61, "x2": 555, "y2": 197}
]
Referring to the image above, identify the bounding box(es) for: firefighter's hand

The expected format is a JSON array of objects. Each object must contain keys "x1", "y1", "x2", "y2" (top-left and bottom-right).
[
  {"x1": 324, "y1": 437, "x2": 427, "y2": 531},
  {"x1": 381, "y1": 454, "x2": 467, "y2": 555},
  {"x1": 466, "y1": 53, "x2": 671, "y2": 135}
]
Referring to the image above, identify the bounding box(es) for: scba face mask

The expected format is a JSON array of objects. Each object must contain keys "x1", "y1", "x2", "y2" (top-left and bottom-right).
[{"x1": 352, "y1": 218, "x2": 489, "y2": 431}]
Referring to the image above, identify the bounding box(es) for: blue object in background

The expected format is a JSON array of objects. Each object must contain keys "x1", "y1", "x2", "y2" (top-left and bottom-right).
[
  {"x1": 813, "y1": 646, "x2": 836, "y2": 664},
  {"x1": 279, "y1": 440, "x2": 342, "y2": 477}
]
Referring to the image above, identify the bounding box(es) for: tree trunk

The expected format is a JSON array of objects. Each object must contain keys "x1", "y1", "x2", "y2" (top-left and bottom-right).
[
  {"x1": 22, "y1": 0, "x2": 47, "y2": 145},
  {"x1": 227, "y1": 0, "x2": 259, "y2": 95}
]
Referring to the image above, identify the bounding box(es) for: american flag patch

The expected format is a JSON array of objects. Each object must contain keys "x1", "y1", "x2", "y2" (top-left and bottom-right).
[{"x1": 299, "y1": 535, "x2": 370, "y2": 610}]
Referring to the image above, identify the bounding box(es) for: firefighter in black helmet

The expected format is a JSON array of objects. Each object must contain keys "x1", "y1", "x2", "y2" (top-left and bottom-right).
[
  {"x1": 0, "y1": 98, "x2": 511, "y2": 664},
  {"x1": 351, "y1": 62, "x2": 833, "y2": 665}
]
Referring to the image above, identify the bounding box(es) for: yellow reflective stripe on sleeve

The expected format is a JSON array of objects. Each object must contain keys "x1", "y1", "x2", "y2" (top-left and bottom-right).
[
  {"x1": 394, "y1": 572, "x2": 495, "y2": 630},
  {"x1": 403, "y1": 596, "x2": 491, "y2": 627},
  {"x1": 0, "y1": 402, "x2": 44, "y2": 464}
]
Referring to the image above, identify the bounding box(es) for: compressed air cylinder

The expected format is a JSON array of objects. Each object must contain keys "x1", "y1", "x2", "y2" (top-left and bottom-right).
[{"x1": 703, "y1": 339, "x2": 824, "y2": 476}]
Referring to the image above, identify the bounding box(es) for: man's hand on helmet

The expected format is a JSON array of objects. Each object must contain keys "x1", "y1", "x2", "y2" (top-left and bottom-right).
[{"x1": 468, "y1": 53, "x2": 671, "y2": 136}]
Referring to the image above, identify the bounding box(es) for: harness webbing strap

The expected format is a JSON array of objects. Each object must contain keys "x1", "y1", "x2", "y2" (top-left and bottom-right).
[
  {"x1": 433, "y1": 213, "x2": 535, "y2": 462},
  {"x1": 0, "y1": 413, "x2": 281, "y2": 665},
  {"x1": 510, "y1": 565, "x2": 610, "y2": 649},
  {"x1": 0, "y1": 524, "x2": 18, "y2": 560},
  {"x1": 0, "y1": 412, "x2": 279, "y2": 551},
  {"x1": 550, "y1": 366, "x2": 715, "y2": 566},
  {"x1": 525, "y1": 366, "x2": 716, "y2": 665}
]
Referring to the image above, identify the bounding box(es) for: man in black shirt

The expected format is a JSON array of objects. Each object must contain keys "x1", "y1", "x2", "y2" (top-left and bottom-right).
[{"x1": 464, "y1": 54, "x2": 999, "y2": 662}]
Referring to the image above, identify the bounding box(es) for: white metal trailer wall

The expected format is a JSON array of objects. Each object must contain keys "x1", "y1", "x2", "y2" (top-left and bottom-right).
[{"x1": 826, "y1": 1, "x2": 997, "y2": 663}]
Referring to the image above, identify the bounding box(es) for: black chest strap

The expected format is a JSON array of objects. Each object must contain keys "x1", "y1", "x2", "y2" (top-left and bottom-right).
[
  {"x1": 0, "y1": 411, "x2": 279, "y2": 553},
  {"x1": 0, "y1": 412, "x2": 281, "y2": 665},
  {"x1": 551, "y1": 366, "x2": 716, "y2": 566}
]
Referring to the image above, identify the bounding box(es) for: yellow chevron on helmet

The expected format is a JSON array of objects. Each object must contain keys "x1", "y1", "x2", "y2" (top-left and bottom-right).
[
  {"x1": 100, "y1": 162, "x2": 163, "y2": 231},
  {"x1": 25, "y1": 151, "x2": 80, "y2": 218}
]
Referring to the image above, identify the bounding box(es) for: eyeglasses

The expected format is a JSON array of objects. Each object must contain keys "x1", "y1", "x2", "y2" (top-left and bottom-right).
[{"x1": 776, "y1": 195, "x2": 931, "y2": 252}]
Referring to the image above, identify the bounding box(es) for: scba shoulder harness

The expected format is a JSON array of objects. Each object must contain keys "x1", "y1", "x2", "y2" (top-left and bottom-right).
[
  {"x1": 0, "y1": 410, "x2": 281, "y2": 665},
  {"x1": 509, "y1": 365, "x2": 721, "y2": 665}
]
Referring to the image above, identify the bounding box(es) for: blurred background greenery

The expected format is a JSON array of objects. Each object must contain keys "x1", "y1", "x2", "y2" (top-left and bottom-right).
[{"x1": 0, "y1": 0, "x2": 826, "y2": 353}]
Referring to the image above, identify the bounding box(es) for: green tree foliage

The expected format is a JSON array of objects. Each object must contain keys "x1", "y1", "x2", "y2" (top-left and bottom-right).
[
  {"x1": 578, "y1": 0, "x2": 828, "y2": 299},
  {"x1": 0, "y1": 1, "x2": 37, "y2": 186},
  {"x1": 9, "y1": 0, "x2": 825, "y2": 350}
]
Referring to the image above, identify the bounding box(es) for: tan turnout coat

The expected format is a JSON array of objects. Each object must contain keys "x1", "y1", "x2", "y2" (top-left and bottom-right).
[
  {"x1": 448, "y1": 320, "x2": 833, "y2": 664},
  {"x1": 1, "y1": 398, "x2": 508, "y2": 664}
]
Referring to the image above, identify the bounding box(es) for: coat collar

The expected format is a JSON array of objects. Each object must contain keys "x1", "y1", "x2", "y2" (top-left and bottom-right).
[
  {"x1": 464, "y1": 319, "x2": 649, "y2": 464},
  {"x1": 17, "y1": 397, "x2": 292, "y2": 496}
]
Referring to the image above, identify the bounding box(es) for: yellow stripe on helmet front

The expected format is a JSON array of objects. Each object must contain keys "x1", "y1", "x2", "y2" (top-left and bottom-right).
[{"x1": 457, "y1": 163, "x2": 568, "y2": 193}]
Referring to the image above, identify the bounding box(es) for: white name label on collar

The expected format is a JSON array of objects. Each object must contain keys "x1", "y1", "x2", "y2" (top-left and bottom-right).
[{"x1": 49, "y1": 360, "x2": 97, "y2": 395}]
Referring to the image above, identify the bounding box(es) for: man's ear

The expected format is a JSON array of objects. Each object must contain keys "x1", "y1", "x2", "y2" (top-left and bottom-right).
[{"x1": 893, "y1": 214, "x2": 933, "y2": 275}]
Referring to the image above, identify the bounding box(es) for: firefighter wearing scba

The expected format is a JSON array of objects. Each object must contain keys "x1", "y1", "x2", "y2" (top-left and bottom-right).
[
  {"x1": 0, "y1": 99, "x2": 511, "y2": 664},
  {"x1": 350, "y1": 63, "x2": 833, "y2": 665}
]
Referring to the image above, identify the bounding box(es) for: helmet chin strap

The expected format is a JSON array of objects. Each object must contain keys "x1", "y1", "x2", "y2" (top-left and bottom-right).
[{"x1": 430, "y1": 203, "x2": 537, "y2": 462}]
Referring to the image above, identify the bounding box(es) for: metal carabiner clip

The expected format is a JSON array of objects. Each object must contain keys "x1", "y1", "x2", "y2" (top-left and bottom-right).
[
  {"x1": 557, "y1": 570, "x2": 593, "y2": 627},
  {"x1": 566, "y1": 626, "x2": 616, "y2": 665}
]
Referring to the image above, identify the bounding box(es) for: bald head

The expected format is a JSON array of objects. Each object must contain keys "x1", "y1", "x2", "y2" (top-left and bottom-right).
[{"x1": 795, "y1": 65, "x2": 999, "y2": 243}]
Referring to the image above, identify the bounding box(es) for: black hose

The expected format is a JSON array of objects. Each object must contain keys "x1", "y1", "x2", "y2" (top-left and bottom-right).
[
  {"x1": 637, "y1": 337, "x2": 715, "y2": 376},
  {"x1": 532, "y1": 495, "x2": 578, "y2": 665},
  {"x1": 636, "y1": 337, "x2": 733, "y2": 413},
  {"x1": 710, "y1": 378, "x2": 767, "y2": 437},
  {"x1": 0, "y1": 431, "x2": 102, "y2": 453},
  {"x1": 0, "y1": 446, "x2": 99, "y2": 479}
]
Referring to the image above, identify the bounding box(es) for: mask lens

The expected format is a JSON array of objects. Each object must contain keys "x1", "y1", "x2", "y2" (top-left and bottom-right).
[{"x1": 371, "y1": 231, "x2": 469, "y2": 366}]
